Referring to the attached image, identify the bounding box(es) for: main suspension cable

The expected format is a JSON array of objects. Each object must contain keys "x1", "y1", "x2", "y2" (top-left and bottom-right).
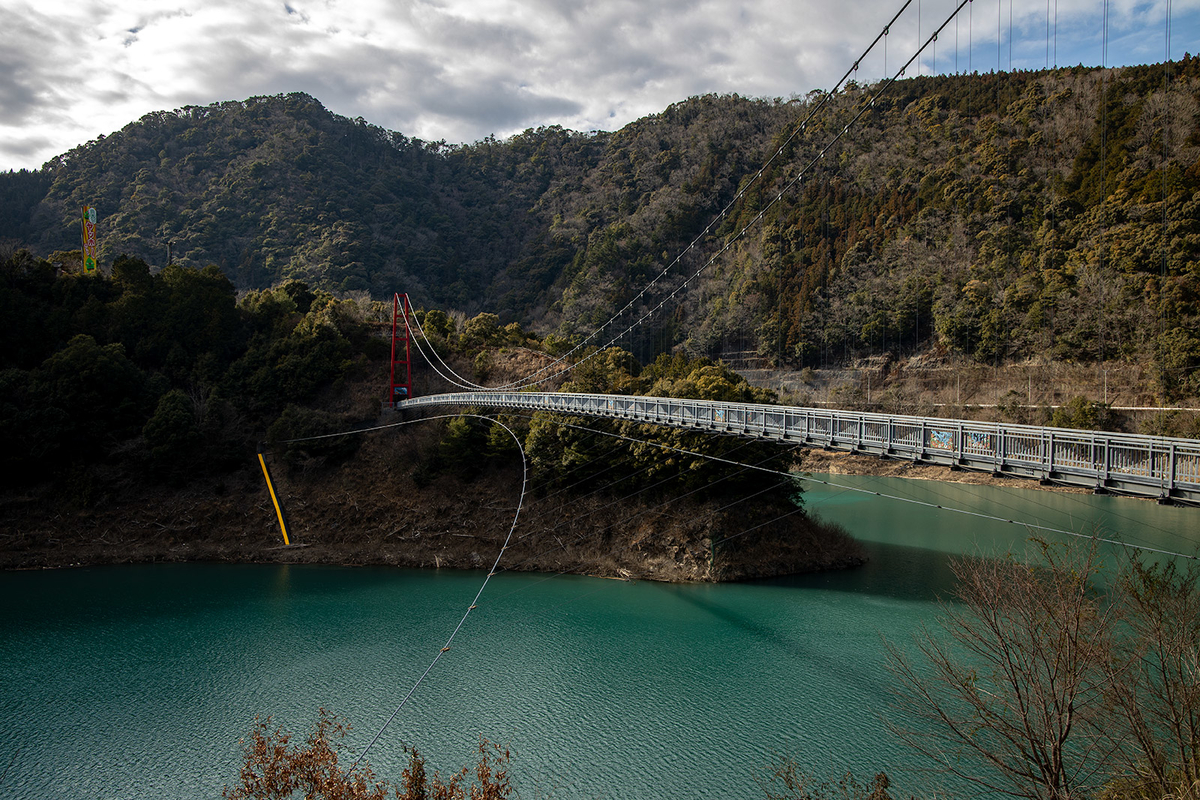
[
  {"x1": 405, "y1": 1, "x2": 937, "y2": 394},
  {"x1": 347, "y1": 414, "x2": 526, "y2": 773},
  {"x1": 276, "y1": 413, "x2": 529, "y2": 772},
  {"x1": 476, "y1": 0, "x2": 976, "y2": 393}
]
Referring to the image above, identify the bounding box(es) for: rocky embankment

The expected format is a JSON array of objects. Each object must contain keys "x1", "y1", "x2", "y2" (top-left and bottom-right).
[
  {"x1": 0, "y1": 426, "x2": 865, "y2": 580},
  {"x1": 800, "y1": 448, "x2": 1094, "y2": 493}
]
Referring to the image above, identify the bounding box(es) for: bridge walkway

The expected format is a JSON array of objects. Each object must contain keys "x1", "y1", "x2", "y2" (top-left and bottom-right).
[{"x1": 397, "y1": 391, "x2": 1200, "y2": 506}]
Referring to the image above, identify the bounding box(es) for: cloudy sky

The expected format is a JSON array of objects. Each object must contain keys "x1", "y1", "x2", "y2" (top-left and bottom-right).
[{"x1": 2, "y1": 0, "x2": 1196, "y2": 171}]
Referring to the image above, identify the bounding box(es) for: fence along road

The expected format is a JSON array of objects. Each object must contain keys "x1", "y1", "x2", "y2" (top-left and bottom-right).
[{"x1": 397, "y1": 392, "x2": 1200, "y2": 506}]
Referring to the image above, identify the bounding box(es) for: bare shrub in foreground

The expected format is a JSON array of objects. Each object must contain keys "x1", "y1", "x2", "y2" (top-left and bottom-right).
[
  {"x1": 758, "y1": 756, "x2": 896, "y2": 800},
  {"x1": 224, "y1": 709, "x2": 513, "y2": 800},
  {"x1": 1100, "y1": 558, "x2": 1200, "y2": 800},
  {"x1": 886, "y1": 542, "x2": 1118, "y2": 800}
]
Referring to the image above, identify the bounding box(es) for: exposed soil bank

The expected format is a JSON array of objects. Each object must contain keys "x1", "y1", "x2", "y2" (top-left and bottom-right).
[
  {"x1": 0, "y1": 427, "x2": 865, "y2": 581},
  {"x1": 799, "y1": 448, "x2": 1092, "y2": 493},
  {"x1": 13, "y1": 417, "x2": 1146, "y2": 578}
]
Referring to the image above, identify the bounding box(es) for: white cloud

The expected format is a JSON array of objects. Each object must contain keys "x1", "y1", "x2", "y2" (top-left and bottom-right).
[{"x1": 1, "y1": 0, "x2": 1197, "y2": 170}]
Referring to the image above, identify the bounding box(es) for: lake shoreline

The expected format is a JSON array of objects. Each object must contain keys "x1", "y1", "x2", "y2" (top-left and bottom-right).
[
  {"x1": 5, "y1": 445, "x2": 1119, "y2": 578},
  {"x1": 800, "y1": 448, "x2": 1096, "y2": 494},
  {"x1": 0, "y1": 451, "x2": 866, "y2": 581}
]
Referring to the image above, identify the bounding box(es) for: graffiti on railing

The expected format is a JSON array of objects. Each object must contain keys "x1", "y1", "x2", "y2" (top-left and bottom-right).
[
  {"x1": 929, "y1": 430, "x2": 955, "y2": 451},
  {"x1": 967, "y1": 432, "x2": 993, "y2": 452}
]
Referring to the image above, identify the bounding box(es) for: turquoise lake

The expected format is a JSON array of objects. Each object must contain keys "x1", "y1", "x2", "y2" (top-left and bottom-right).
[{"x1": 1, "y1": 475, "x2": 1195, "y2": 799}]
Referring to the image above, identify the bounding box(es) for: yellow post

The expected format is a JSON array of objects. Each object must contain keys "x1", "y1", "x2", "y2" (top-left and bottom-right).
[{"x1": 257, "y1": 448, "x2": 291, "y2": 545}]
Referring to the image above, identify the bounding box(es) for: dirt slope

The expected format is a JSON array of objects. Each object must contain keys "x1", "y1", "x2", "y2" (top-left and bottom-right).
[{"x1": 0, "y1": 418, "x2": 864, "y2": 581}]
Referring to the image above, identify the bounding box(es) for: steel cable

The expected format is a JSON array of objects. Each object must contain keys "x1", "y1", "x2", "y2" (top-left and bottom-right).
[
  {"x1": 277, "y1": 413, "x2": 529, "y2": 773},
  {"x1": 468, "y1": 0, "x2": 976, "y2": 393},
  {"x1": 534, "y1": 418, "x2": 1198, "y2": 561},
  {"x1": 402, "y1": 1, "x2": 951, "y2": 394}
]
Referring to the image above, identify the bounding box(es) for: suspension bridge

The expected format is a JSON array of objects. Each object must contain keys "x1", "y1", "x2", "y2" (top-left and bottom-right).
[
  {"x1": 397, "y1": 390, "x2": 1200, "y2": 505},
  {"x1": 373, "y1": 0, "x2": 1200, "y2": 507},
  {"x1": 321, "y1": 0, "x2": 1200, "y2": 771}
]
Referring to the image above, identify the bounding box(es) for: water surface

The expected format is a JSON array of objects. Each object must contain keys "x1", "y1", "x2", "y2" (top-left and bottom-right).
[{"x1": 1, "y1": 476, "x2": 1194, "y2": 799}]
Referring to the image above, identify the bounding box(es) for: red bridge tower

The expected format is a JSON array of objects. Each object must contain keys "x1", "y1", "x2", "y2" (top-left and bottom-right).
[{"x1": 390, "y1": 293, "x2": 413, "y2": 405}]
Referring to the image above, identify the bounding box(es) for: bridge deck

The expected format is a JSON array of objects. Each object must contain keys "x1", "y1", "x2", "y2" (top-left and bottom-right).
[{"x1": 398, "y1": 391, "x2": 1200, "y2": 506}]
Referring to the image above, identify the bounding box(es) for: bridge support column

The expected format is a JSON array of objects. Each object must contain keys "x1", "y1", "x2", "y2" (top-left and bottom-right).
[{"x1": 390, "y1": 293, "x2": 413, "y2": 406}]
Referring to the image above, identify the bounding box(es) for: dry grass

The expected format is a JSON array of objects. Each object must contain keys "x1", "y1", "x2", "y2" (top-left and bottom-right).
[{"x1": 744, "y1": 358, "x2": 1200, "y2": 434}]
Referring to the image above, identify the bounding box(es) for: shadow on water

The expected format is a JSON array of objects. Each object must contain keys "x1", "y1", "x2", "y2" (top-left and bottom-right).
[
  {"x1": 655, "y1": 582, "x2": 890, "y2": 700},
  {"x1": 802, "y1": 473, "x2": 1200, "y2": 565},
  {"x1": 746, "y1": 540, "x2": 963, "y2": 604}
]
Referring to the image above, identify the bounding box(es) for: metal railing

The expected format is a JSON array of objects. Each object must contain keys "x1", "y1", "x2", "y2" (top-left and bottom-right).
[{"x1": 398, "y1": 391, "x2": 1200, "y2": 504}]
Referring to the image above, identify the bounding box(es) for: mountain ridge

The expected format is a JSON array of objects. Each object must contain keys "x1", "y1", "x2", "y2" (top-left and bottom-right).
[{"x1": 2, "y1": 60, "x2": 1199, "y2": 383}]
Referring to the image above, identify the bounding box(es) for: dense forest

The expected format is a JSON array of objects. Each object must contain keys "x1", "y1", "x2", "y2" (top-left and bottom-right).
[
  {"x1": 2, "y1": 59, "x2": 1197, "y2": 396},
  {"x1": 0, "y1": 249, "x2": 829, "y2": 557},
  {"x1": 0, "y1": 249, "x2": 868, "y2": 585},
  {"x1": 0, "y1": 251, "x2": 376, "y2": 491}
]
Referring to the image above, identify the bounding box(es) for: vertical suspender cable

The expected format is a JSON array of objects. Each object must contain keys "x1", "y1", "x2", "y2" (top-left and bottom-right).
[
  {"x1": 1161, "y1": 0, "x2": 1172, "y2": 382},
  {"x1": 997, "y1": 0, "x2": 1002, "y2": 77},
  {"x1": 1100, "y1": 0, "x2": 1109, "y2": 363}
]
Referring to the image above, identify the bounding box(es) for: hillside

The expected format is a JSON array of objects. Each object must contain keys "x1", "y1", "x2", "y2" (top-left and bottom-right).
[
  {"x1": 0, "y1": 91, "x2": 789, "y2": 323},
  {"x1": 2, "y1": 60, "x2": 1199, "y2": 393},
  {"x1": 0, "y1": 258, "x2": 861, "y2": 580}
]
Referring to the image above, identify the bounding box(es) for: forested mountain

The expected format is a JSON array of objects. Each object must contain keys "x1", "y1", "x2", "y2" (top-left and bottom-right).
[
  {"x1": 721, "y1": 62, "x2": 1200, "y2": 382},
  {"x1": 3, "y1": 58, "x2": 1199, "y2": 385},
  {"x1": 6, "y1": 95, "x2": 606, "y2": 313}
]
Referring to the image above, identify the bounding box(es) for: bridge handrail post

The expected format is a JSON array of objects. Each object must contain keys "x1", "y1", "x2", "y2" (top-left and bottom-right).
[
  {"x1": 1170, "y1": 443, "x2": 1178, "y2": 493},
  {"x1": 997, "y1": 423, "x2": 1004, "y2": 470}
]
